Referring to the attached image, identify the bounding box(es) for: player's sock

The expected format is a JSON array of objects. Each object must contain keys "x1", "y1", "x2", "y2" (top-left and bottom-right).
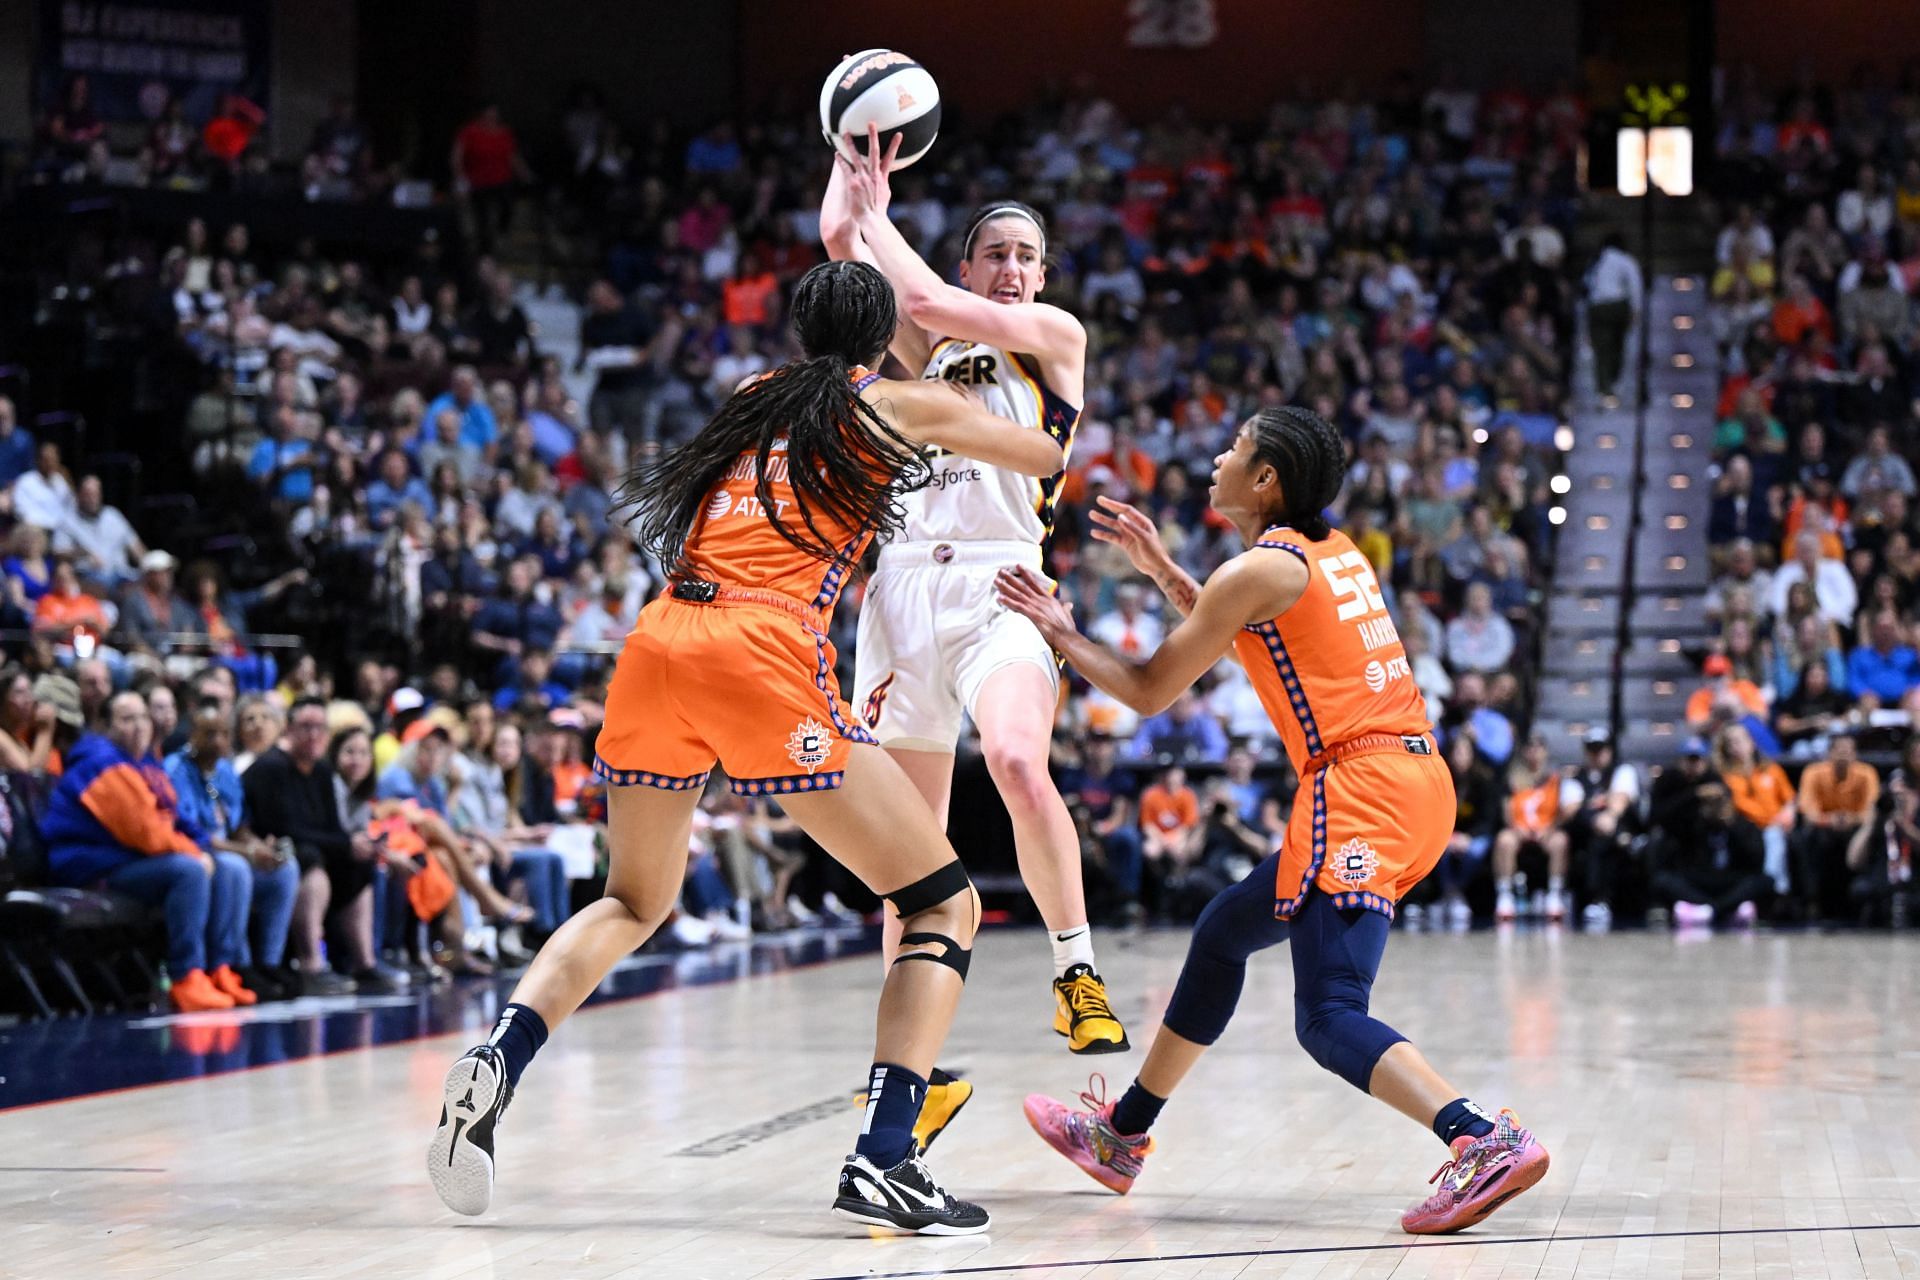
[
  {"x1": 1431, "y1": 1097, "x2": 1497, "y2": 1146},
  {"x1": 1051, "y1": 923, "x2": 1096, "y2": 976},
  {"x1": 486, "y1": 1002, "x2": 549, "y2": 1088},
  {"x1": 855, "y1": 1062, "x2": 927, "y2": 1168},
  {"x1": 1109, "y1": 1079, "x2": 1166, "y2": 1137}
]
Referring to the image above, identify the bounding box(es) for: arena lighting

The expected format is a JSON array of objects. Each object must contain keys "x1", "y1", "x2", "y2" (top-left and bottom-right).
[
  {"x1": 1587, "y1": 514, "x2": 1610, "y2": 531},
  {"x1": 1672, "y1": 433, "x2": 1693, "y2": 448},
  {"x1": 1549, "y1": 506, "x2": 1568, "y2": 526},
  {"x1": 1674, "y1": 315, "x2": 1695, "y2": 330},
  {"x1": 1550, "y1": 474, "x2": 1572, "y2": 494},
  {"x1": 1554, "y1": 425, "x2": 1575, "y2": 450},
  {"x1": 1666, "y1": 515, "x2": 1689, "y2": 530},
  {"x1": 1674, "y1": 277, "x2": 1695, "y2": 291},
  {"x1": 1616, "y1": 125, "x2": 1693, "y2": 196},
  {"x1": 1671, "y1": 393, "x2": 1694, "y2": 408},
  {"x1": 1472, "y1": 427, "x2": 1489, "y2": 444},
  {"x1": 1673, "y1": 353, "x2": 1694, "y2": 368}
]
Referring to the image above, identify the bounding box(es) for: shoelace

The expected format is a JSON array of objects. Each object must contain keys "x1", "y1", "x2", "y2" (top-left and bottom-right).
[
  {"x1": 1076, "y1": 1071, "x2": 1111, "y2": 1113},
  {"x1": 1063, "y1": 974, "x2": 1116, "y2": 1022}
]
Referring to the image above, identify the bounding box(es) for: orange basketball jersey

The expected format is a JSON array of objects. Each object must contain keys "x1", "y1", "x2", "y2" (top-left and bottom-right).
[
  {"x1": 1231, "y1": 525, "x2": 1431, "y2": 775},
  {"x1": 1507, "y1": 776, "x2": 1563, "y2": 836},
  {"x1": 677, "y1": 367, "x2": 885, "y2": 608}
]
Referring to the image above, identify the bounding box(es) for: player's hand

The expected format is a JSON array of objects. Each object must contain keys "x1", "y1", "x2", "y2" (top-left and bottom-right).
[
  {"x1": 839, "y1": 121, "x2": 899, "y2": 221},
  {"x1": 995, "y1": 565, "x2": 1075, "y2": 645},
  {"x1": 1088, "y1": 495, "x2": 1173, "y2": 576}
]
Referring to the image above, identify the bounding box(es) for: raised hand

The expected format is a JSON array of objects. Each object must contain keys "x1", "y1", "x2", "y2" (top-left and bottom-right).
[
  {"x1": 839, "y1": 121, "x2": 900, "y2": 222},
  {"x1": 1088, "y1": 494, "x2": 1172, "y2": 577},
  {"x1": 994, "y1": 565, "x2": 1076, "y2": 645}
]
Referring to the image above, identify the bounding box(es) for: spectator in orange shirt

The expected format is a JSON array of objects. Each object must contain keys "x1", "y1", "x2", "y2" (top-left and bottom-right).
[
  {"x1": 1714, "y1": 722, "x2": 1796, "y2": 895},
  {"x1": 722, "y1": 250, "x2": 780, "y2": 328},
  {"x1": 1139, "y1": 764, "x2": 1201, "y2": 877},
  {"x1": 32, "y1": 558, "x2": 110, "y2": 644},
  {"x1": 1686, "y1": 653, "x2": 1769, "y2": 726},
  {"x1": 1793, "y1": 731, "x2": 1881, "y2": 919},
  {"x1": 1771, "y1": 273, "x2": 1833, "y2": 346}
]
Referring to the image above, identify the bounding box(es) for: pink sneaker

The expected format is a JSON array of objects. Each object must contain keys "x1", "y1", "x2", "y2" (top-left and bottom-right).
[
  {"x1": 1733, "y1": 900, "x2": 1757, "y2": 927},
  {"x1": 1022, "y1": 1074, "x2": 1155, "y2": 1195},
  {"x1": 1401, "y1": 1109, "x2": 1549, "y2": 1234},
  {"x1": 1672, "y1": 901, "x2": 1712, "y2": 928}
]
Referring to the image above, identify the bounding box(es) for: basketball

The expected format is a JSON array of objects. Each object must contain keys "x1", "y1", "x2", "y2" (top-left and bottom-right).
[{"x1": 819, "y1": 48, "x2": 941, "y2": 169}]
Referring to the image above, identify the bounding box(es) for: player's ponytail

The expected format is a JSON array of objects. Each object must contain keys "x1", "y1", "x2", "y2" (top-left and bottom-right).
[
  {"x1": 1247, "y1": 405, "x2": 1346, "y2": 541},
  {"x1": 620, "y1": 261, "x2": 930, "y2": 573}
]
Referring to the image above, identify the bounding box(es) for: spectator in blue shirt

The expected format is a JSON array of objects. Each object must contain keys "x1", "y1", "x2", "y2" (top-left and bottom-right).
[
  {"x1": 165, "y1": 700, "x2": 299, "y2": 993},
  {"x1": 1444, "y1": 671, "x2": 1515, "y2": 766},
  {"x1": 423, "y1": 365, "x2": 497, "y2": 452},
  {"x1": 473, "y1": 556, "x2": 564, "y2": 684},
  {"x1": 364, "y1": 448, "x2": 433, "y2": 531},
  {"x1": 1128, "y1": 690, "x2": 1230, "y2": 766},
  {"x1": 248, "y1": 407, "x2": 315, "y2": 502},
  {"x1": 376, "y1": 722, "x2": 452, "y2": 814},
  {"x1": 492, "y1": 647, "x2": 570, "y2": 713},
  {"x1": 0, "y1": 395, "x2": 35, "y2": 488},
  {"x1": 1848, "y1": 609, "x2": 1920, "y2": 705}
]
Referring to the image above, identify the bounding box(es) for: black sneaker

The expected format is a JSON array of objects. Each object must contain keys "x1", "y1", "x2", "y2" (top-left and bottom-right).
[
  {"x1": 298, "y1": 968, "x2": 358, "y2": 997},
  {"x1": 832, "y1": 1152, "x2": 989, "y2": 1235},
  {"x1": 428, "y1": 1044, "x2": 514, "y2": 1215}
]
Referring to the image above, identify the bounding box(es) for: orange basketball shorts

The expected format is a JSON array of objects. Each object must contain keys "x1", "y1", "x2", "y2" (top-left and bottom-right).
[
  {"x1": 1275, "y1": 740, "x2": 1455, "y2": 920},
  {"x1": 593, "y1": 596, "x2": 876, "y2": 797}
]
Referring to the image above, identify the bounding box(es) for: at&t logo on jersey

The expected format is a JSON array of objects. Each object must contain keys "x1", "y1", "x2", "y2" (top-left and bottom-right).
[
  {"x1": 1364, "y1": 655, "x2": 1412, "y2": 692},
  {"x1": 1336, "y1": 837, "x2": 1379, "y2": 886}
]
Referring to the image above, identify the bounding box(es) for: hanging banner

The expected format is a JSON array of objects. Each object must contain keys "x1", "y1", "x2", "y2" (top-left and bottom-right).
[{"x1": 35, "y1": 0, "x2": 271, "y2": 126}]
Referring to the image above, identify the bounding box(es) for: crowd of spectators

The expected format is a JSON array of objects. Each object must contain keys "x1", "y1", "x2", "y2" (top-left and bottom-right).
[{"x1": 0, "y1": 67, "x2": 1607, "y2": 1017}]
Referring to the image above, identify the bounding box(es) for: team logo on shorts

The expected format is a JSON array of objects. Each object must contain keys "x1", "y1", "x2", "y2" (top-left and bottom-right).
[
  {"x1": 1336, "y1": 837, "x2": 1379, "y2": 886},
  {"x1": 786, "y1": 717, "x2": 832, "y2": 773},
  {"x1": 863, "y1": 674, "x2": 896, "y2": 729}
]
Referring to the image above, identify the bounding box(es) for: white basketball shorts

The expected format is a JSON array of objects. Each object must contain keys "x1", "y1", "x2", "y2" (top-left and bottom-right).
[{"x1": 850, "y1": 540, "x2": 1060, "y2": 751}]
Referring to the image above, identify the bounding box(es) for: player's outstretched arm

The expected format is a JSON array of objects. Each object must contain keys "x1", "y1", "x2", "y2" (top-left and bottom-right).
[
  {"x1": 843, "y1": 126, "x2": 1082, "y2": 367},
  {"x1": 1089, "y1": 495, "x2": 1203, "y2": 617},
  {"x1": 995, "y1": 554, "x2": 1304, "y2": 716},
  {"x1": 869, "y1": 379, "x2": 1064, "y2": 477},
  {"x1": 820, "y1": 155, "x2": 933, "y2": 373}
]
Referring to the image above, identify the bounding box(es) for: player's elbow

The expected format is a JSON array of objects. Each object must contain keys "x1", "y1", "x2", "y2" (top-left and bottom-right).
[
  {"x1": 1124, "y1": 676, "x2": 1179, "y2": 719},
  {"x1": 1008, "y1": 438, "x2": 1066, "y2": 477}
]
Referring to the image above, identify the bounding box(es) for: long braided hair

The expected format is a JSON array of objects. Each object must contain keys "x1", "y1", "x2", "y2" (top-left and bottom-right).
[
  {"x1": 1247, "y1": 405, "x2": 1347, "y2": 540},
  {"x1": 620, "y1": 261, "x2": 930, "y2": 573}
]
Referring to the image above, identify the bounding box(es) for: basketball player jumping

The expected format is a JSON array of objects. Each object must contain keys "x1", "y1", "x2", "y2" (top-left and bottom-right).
[
  {"x1": 428, "y1": 261, "x2": 1067, "y2": 1236},
  {"x1": 822, "y1": 129, "x2": 1127, "y2": 1116},
  {"x1": 1001, "y1": 407, "x2": 1549, "y2": 1235}
]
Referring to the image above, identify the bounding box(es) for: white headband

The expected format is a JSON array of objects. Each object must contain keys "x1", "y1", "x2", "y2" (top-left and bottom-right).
[{"x1": 963, "y1": 205, "x2": 1046, "y2": 258}]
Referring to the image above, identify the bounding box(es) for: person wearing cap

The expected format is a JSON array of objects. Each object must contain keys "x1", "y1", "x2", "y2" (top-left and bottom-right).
[
  {"x1": 1685, "y1": 653, "x2": 1769, "y2": 728},
  {"x1": 21, "y1": 671, "x2": 84, "y2": 774},
  {"x1": 1793, "y1": 730, "x2": 1882, "y2": 921},
  {"x1": 1647, "y1": 779, "x2": 1771, "y2": 929},
  {"x1": 373, "y1": 687, "x2": 428, "y2": 776},
  {"x1": 54, "y1": 474, "x2": 145, "y2": 587},
  {"x1": 41, "y1": 690, "x2": 259, "y2": 1012},
  {"x1": 117, "y1": 549, "x2": 202, "y2": 656},
  {"x1": 1648, "y1": 737, "x2": 1717, "y2": 840},
  {"x1": 1565, "y1": 729, "x2": 1642, "y2": 929}
]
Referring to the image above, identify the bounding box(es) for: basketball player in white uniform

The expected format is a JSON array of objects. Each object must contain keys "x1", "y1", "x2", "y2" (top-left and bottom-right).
[{"x1": 822, "y1": 128, "x2": 1128, "y2": 1118}]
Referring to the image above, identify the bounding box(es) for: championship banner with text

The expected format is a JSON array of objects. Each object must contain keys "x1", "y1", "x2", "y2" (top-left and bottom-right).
[{"x1": 35, "y1": 0, "x2": 271, "y2": 126}]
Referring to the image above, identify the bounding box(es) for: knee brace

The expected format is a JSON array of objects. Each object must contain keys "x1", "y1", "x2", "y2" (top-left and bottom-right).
[{"x1": 886, "y1": 860, "x2": 975, "y2": 980}]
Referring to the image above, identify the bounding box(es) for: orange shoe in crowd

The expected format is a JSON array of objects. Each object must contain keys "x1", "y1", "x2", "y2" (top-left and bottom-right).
[
  {"x1": 171, "y1": 968, "x2": 236, "y2": 1012},
  {"x1": 210, "y1": 965, "x2": 258, "y2": 1007}
]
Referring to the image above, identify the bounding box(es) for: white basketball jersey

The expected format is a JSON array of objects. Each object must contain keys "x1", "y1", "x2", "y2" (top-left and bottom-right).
[{"x1": 894, "y1": 337, "x2": 1080, "y2": 545}]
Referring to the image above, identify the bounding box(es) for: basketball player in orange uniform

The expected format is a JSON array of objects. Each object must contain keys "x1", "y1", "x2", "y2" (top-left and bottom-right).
[
  {"x1": 1001, "y1": 407, "x2": 1549, "y2": 1234},
  {"x1": 427, "y1": 261, "x2": 1064, "y2": 1236}
]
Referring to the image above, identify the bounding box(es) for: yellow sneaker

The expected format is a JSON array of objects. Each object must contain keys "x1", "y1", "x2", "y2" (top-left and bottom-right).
[
  {"x1": 1052, "y1": 964, "x2": 1130, "y2": 1054},
  {"x1": 850, "y1": 1070, "x2": 974, "y2": 1156},
  {"x1": 913, "y1": 1074, "x2": 973, "y2": 1155}
]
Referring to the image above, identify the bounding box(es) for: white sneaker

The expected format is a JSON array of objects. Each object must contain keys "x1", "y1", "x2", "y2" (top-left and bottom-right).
[
  {"x1": 1582, "y1": 902, "x2": 1613, "y2": 931},
  {"x1": 1448, "y1": 898, "x2": 1473, "y2": 930},
  {"x1": 786, "y1": 897, "x2": 821, "y2": 926},
  {"x1": 1545, "y1": 889, "x2": 1568, "y2": 923},
  {"x1": 1401, "y1": 903, "x2": 1426, "y2": 930},
  {"x1": 670, "y1": 913, "x2": 716, "y2": 946},
  {"x1": 1494, "y1": 889, "x2": 1517, "y2": 922},
  {"x1": 704, "y1": 911, "x2": 752, "y2": 942},
  {"x1": 820, "y1": 891, "x2": 861, "y2": 925}
]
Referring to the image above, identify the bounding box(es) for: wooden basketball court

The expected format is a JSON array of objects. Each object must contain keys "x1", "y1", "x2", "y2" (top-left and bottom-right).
[{"x1": 6, "y1": 926, "x2": 1920, "y2": 1278}]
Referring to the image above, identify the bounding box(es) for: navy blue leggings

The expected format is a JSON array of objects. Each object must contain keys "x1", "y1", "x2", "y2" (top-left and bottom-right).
[{"x1": 1162, "y1": 850, "x2": 1407, "y2": 1092}]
